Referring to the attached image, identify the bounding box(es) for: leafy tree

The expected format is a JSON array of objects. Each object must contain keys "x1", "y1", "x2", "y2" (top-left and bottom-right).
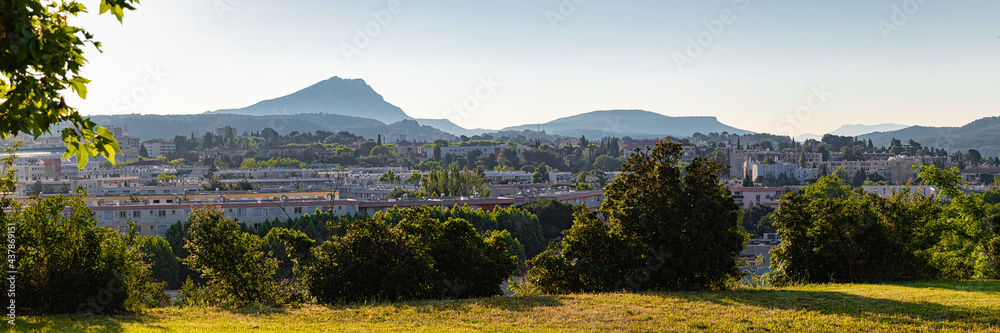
[
  {"x1": 276, "y1": 208, "x2": 516, "y2": 304},
  {"x1": 139, "y1": 236, "x2": 180, "y2": 285},
  {"x1": 851, "y1": 169, "x2": 867, "y2": 187},
  {"x1": 359, "y1": 140, "x2": 377, "y2": 156},
  {"x1": 421, "y1": 165, "x2": 489, "y2": 197},
  {"x1": 379, "y1": 170, "x2": 402, "y2": 184},
  {"x1": 498, "y1": 146, "x2": 520, "y2": 169},
  {"x1": 9, "y1": 189, "x2": 162, "y2": 314},
  {"x1": 1, "y1": 0, "x2": 139, "y2": 168},
  {"x1": 533, "y1": 163, "x2": 549, "y2": 184},
  {"x1": 369, "y1": 144, "x2": 397, "y2": 157},
  {"x1": 528, "y1": 140, "x2": 747, "y2": 292},
  {"x1": 202, "y1": 177, "x2": 226, "y2": 191},
  {"x1": 527, "y1": 208, "x2": 632, "y2": 293},
  {"x1": 770, "y1": 175, "x2": 943, "y2": 284},
  {"x1": 741, "y1": 203, "x2": 776, "y2": 238},
  {"x1": 183, "y1": 206, "x2": 279, "y2": 306},
  {"x1": 593, "y1": 155, "x2": 625, "y2": 172},
  {"x1": 916, "y1": 166, "x2": 1000, "y2": 279},
  {"x1": 520, "y1": 199, "x2": 575, "y2": 240}
]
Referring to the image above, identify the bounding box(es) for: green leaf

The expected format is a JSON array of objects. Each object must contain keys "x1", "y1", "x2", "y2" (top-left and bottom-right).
[{"x1": 69, "y1": 77, "x2": 91, "y2": 99}]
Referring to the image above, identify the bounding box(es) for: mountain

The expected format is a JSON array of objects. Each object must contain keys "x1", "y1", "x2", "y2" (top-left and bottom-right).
[
  {"x1": 856, "y1": 116, "x2": 1000, "y2": 156},
  {"x1": 206, "y1": 77, "x2": 411, "y2": 124},
  {"x1": 414, "y1": 119, "x2": 491, "y2": 137},
  {"x1": 829, "y1": 123, "x2": 909, "y2": 137},
  {"x1": 89, "y1": 114, "x2": 456, "y2": 142},
  {"x1": 500, "y1": 110, "x2": 753, "y2": 139},
  {"x1": 795, "y1": 133, "x2": 823, "y2": 142}
]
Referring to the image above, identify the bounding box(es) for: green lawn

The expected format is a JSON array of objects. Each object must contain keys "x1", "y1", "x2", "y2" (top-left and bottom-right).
[{"x1": 16, "y1": 281, "x2": 1000, "y2": 332}]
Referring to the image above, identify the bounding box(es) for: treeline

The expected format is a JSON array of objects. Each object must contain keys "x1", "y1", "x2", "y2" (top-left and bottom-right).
[{"x1": 770, "y1": 168, "x2": 1000, "y2": 283}]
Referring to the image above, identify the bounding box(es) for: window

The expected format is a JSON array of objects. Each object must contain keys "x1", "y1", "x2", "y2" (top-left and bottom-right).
[
  {"x1": 158, "y1": 210, "x2": 166, "y2": 217},
  {"x1": 133, "y1": 211, "x2": 141, "y2": 218},
  {"x1": 294, "y1": 207, "x2": 302, "y2": 214},
  {"x1": 238, "y1": 208, "x2": 246, "y2": 216},
  {"x1": 119, "y1": 211, "x2": 127, "y2": 218}
]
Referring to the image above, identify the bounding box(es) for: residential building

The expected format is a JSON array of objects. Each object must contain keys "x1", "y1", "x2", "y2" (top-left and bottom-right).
[{"x1": 141, "y1": 139, "x2": 175, "y2": 158}]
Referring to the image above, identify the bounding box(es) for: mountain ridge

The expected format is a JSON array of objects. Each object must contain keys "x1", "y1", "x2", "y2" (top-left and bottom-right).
[{"x1": 205, "y1": 76, "x2": 412, "y2": 124}]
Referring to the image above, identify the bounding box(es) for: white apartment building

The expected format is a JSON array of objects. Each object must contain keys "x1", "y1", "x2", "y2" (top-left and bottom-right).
[
  {"x1": 141, "y1": 139, "x2": 175, "y2": 158},
  {"x1": 745, "y1": 161, "x2": 818, "y2": 182}
]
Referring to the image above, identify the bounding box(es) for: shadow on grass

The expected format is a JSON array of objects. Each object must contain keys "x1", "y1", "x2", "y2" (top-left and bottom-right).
[
  {"x1": 666, "y1": 284, "x2": 1000, "y2": 328},
  {"x1": 896, "y1": 280, "x2": 1000, "y2": 294},
  {"x1": 19, "y1": 314, "x2": 163, "y2": 333},
  {"x1": 324, "y1": 295, "x2": 564, "y2": 313}
]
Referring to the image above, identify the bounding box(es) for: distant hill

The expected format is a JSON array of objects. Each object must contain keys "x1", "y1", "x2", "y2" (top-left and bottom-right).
[
  {"x1": 205, "y1": 76, "x2": 412, "y2": 124},
  {"x1": 501, "y1": 110, "x2": 753, "y2": 139},
  {"x1": 857, "y1": 116, "x2": 1000, "y2": 156},
  {"x1": 795, "y1": 133, "x2": 823, "y2": 142},
  {"x1": 89, "y1": 114, "x2": 455, "y2": 142},
  {"x1": 414, "y1": 119, "x2": 491, "y2": 137},
  {"x1": 829, "y1": 123, "x2": 909, "y2": 137}
]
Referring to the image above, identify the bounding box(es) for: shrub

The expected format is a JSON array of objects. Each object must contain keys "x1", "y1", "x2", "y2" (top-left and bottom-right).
[
  {"x1": 278, "y1": 207, "x2": 516, "y2": 304},
  {"x1": 10, "y1": 193, "x2": 162, "y2": 314},
  {"x1": 183, "y1": 206, "x2": 278, "y2": 306},
  {"x1": 769, "y1": 175, "x2": 942, "y2": 284},
  {"x1": 138, "y1": 236, "x2": 180, "y2": 285},
  {"x1": 527, "y1": 140, "x2": 747, "y2": 292}
]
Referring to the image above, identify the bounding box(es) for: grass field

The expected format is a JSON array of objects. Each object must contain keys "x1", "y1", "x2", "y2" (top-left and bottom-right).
[{"x1": 15, "y1": 281, "x2": 1000, "y2": 332}]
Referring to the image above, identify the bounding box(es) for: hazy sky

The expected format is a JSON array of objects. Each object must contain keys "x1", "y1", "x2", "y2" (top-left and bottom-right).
[{"x1": 67, "y1": 0, "x2": 999, "y2": 137}]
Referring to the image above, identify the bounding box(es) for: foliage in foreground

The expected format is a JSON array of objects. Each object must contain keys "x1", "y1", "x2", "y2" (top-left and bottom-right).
[
  {"x1": 275, "y1": 207, "x2": 517, "y2": 304},
  {"x1": 7, "y1": 192, "x2": 162, "y2": 314},
  {"x1": 770, "y1": 167, "x2": 1000, "y2": 284},
  {"x1": 1, "y1": 0, "x2": 140, "y2": 167},
  {"x1": 182, "y1": 206, "x2": 280, "y2": 307},
  {"x1": 527, "y1": 140, "x2": 748, "y2": 293}
]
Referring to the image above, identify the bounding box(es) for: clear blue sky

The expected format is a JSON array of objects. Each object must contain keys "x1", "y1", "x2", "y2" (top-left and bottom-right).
[{"x1": 67, "y1": 0, "x2": 1000, "y2": 137}]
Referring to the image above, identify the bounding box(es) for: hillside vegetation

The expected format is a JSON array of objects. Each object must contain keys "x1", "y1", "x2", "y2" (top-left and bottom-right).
[{"x1": 20, "y1": 281, "x2": 1000, "y2": 332}]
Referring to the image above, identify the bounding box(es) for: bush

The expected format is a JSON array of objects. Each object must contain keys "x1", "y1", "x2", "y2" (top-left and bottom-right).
[
  {"x1": 769, "y1": 175, "x2": 943, "y2": 284},
  {"x1": 183, "y1": 206, "x2": 278, "y2": 307},
  {"x1": 527, "y1": 140, "x2": 747, "y2": 292},
  {"x1": 138, "y1": 236, "x2": 180, "y2": 284},
  {"x1": 10, "y1": 194, "x2": 162, "y2": 314},
  {"x1": 279, "y1": 207, "x2": 516, "y2": 304},
  {"x1": 527, "y1": 208, "x2": 631, "y2": 293},
  {"x1": 520, "y1": 199, "x2": 575, "y2": 240}
]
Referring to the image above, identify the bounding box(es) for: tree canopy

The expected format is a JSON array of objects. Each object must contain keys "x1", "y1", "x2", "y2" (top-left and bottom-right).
[{"x1": 1, "y1": 0, "x2": 139, "y2": 167}]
